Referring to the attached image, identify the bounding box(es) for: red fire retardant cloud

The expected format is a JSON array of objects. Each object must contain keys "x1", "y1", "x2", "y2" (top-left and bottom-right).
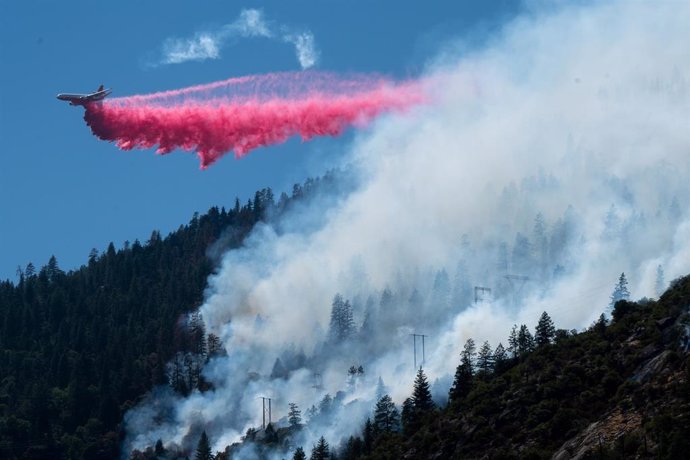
[{"x1": 83, "y1": 72, "x2": 425, "y2": 168}]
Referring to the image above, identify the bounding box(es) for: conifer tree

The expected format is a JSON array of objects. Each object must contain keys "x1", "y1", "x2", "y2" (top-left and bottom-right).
[
  {"x1": 534, "y1": 311, "x2": 556, "y2": 347},
  {"x1": 401, "y1": 397, "x2": 415, "y2": 436},
  {"x1": 609, "y1": 272, "x2": 630, "y2": 309},
  {"x1": 155, "y1": 439, "x2": 165, "y2": 456},
  {"x1": 476, "y1": 341, "x2": 494, "y2": 374},
  {"x1": 507, "y1": 324, "x2": 519, "y2": 358},
  {"x1": 328, "y1": 294, "x2": 355, "y2": 342},
  {"x1": 517, "y1": 324, "x2": 535, "y2": 355},
  {"x1": 195, "y1": 431, "x2": 212, "y2": 460},
  {"x1": 293, "y1": 446, "x2": 306, "y2": 460},
  {"x1": 461, "y1": 338, "x2": 476, "y2": 371},
  {"x1": 207, "y1": 333, "x2": 223, "y2": 357},
  {"x1": 310, "y1": 436, "x2": 330, "y2": 460},
  {"x1": 362, "y1": 418, "x2": 373, "y2": 453},
  {"x1": 288, "y1": 403, "x2": 302, "y2": 427},
  {"x1": 373, "y1": 394, "x2": 400, "y2": 433},
  {"x1": 412, "y1": 367, "x2": 435, "y2": 412},
  {"x1": 493, "y1": 342, "x2": 508, "y2": 373},
  {"x1": 449, "y1": 339, "x2": 476, "y2": 403}
]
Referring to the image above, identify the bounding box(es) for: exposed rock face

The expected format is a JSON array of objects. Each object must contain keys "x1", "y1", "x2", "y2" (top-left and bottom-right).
[
  {"x1": 631, "y1": 350, "x2": 672, "y2": 384},
  {"x1": 552, "y1": 410, "x2": 642, "y2": 460}
]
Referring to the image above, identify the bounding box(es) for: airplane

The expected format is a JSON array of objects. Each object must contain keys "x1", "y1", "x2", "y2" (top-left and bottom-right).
[{"x1": 56, "y1": 85, "x2": 112, "y2": 106}]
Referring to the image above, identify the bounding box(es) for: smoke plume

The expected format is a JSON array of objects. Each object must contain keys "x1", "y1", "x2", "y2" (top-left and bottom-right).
[
  {"x1": 155, "y1": 9, "x2": 319, "y2": 69},
  {"x1": 123, "y1": 1, "x2": 690, "y2": 458},
  {"x1": 83, "y1": 72, "x2": 425, "y2": 168}
]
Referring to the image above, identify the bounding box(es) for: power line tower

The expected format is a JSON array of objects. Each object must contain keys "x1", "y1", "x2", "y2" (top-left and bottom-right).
[
  {"x1": 411, "y1": 333, "x2": 429, "y2": 370},
  {"x1": 258, "y1": 396, "x2": 272, "y2": 429},
  {"x1": 474, "y1": 286, "x2": 492, "y2": 303}
]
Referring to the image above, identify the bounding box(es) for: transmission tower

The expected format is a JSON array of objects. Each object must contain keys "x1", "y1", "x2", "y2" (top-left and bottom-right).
[
  {"x1": 474, "y1": 286, "x2": 492, "y2": 303},
  {"x1": 411, "y1": 333, "x2": 429, "y2": 370},
  {"x1": 258, "y1": 396, "x2": 272, "y2": 429}
]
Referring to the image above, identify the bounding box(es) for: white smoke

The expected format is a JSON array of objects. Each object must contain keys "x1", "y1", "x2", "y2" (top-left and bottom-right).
[
  {"x1": 157, "y1": 9, "x2": 319, "y2": 69},
  {"x1": 125, "y1": 1, "x2": 690, "y2": 457},
  {"x1": 282, "y1": 31, "x2": 318, "y2": 70}
]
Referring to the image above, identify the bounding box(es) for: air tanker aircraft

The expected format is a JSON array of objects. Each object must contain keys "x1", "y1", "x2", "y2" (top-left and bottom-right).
[{"x1": 57, "y1": 85, "x2": 112, "y2": 106}]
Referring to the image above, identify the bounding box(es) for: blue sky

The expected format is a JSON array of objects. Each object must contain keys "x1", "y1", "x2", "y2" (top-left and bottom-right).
[{"x1": 0, "y1": 0, "x2": 520, "y2": 281}]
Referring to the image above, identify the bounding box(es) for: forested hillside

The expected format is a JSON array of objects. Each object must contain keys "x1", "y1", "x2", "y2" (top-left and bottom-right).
[
  {"x1": 160, "y1": 278, "x2": 690, "y2": 460},
  {"x1": 2, "y1": 169, "x2": 689, "y2": 460},
  {"x1": 341, "y1": 277, "x2": 690, "y2": 459},
  {"x1": 0, "y1": 173, "x2": 343, "y2": 460}
]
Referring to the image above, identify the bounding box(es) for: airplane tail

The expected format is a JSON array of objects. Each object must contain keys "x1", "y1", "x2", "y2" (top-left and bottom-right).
[{"x1": 97, "y1": 84, "x2": 104, "y2": 92}]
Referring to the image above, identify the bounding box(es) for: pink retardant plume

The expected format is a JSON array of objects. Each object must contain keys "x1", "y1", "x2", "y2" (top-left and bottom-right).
[{"x1": 83, "y1": 71, "x2": 426, "y2": 168}]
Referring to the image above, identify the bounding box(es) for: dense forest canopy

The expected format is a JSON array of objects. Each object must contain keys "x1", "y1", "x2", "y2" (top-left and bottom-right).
[{"x1": 0, "y1": 173, "x2": 344, "y2": 459}]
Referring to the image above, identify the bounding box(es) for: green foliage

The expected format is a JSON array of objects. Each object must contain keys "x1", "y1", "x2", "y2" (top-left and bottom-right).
[
  {"x1": 0, "y1": 174, "x2": 344, "y2": 459},
  {"x1": 353, "y1": 276, "x2": 690, "y2": 459},
  {"x1": 534, "y1": 311, "x2": 556, "y2": 346},
  {"x1": 288, "y1": 402, "x2": 302, "y2": 426},
  {"x1": 411, "y1": 368, "x2": 434, "y2": 413},
  {"x1": 310, "y1": 436, "x2": 330, "y2": 460},
  {"x1": 293, "y1": 446, "x2": 307, "y2": 460},
  {"x1": 195, "y1": 431, "x2": 212, "y2": 460},
  {"x1": 328, "y1": 294, "x2": 355, "y2": 342},
  {"x1": 373, "y1": 395, "x2": 399, "y2": 434},
  {"x1": 609, "y1": 272, "x2": 631, "y2": 309}
]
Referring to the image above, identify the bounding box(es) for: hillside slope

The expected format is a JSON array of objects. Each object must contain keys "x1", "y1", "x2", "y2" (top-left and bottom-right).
[
  {"x1": 388, "y1": 277, "x2": 690, "y2": 459},
  {"x1": 0, "y1": 173, "x2": 346, "y2": 460}
]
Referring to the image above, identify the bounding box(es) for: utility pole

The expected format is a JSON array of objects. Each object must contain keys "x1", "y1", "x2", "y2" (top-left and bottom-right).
[
  {"x1": 411, "y1": 333, "x2": 429, "y2": 370},
  {"x1": 258, "y1": 396, "x2": 272, "y2": 429}
]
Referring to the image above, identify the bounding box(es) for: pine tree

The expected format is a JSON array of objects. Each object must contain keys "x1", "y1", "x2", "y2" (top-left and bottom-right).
[
  {"x1": 188, "y1": 311, "x2": 207, "y2": 356},
  {"x1": 373, "y1": 394, "x2": 400, "y2": 433},
  {"x1": 412, "y1": 367, "x2": 435, "y2": 412},
  {"x1": 517, "y1": 324, "x2": 535, "y2": 355},
  {"x1": 317, "y1": 394, "x2": 333, "y2": 420},
  {"x1": 461, "y1": 338, "x2": 476, "y2": 371},
  {"x1": 288, "y1": 402, "x2": 302, "y2": 427},
  {"x1": 507, "y1": 325, "x2": 519, "y2": 358},
  {"x1": 195, "y1": 431, "x2": 212, "y2": 460},
  {"x1": 609, "y1": 272, "x2": 631, "y2": 309},
  {"x1": 534, "y1": 311, "x2": 556, "y2": 347},
  {"x1": 328, "y1": 294, "x2": 355, "y2": 342},
  {"x1": 493, "y1": 342, "x2": 508, "y2": 373},
  {"x1": 310, "y1": 436, "x2": 330, "y2": 460},
  {"x1": 155, "y1": 439, "x2": 165, "y2": 456},
  {"x1": 362, "y1": 418, "x2": 373, "y2": 453},
  {"x1": 476, "y1": 341, "x2": 494, "y2": 374},
  {"x1": 449, "y1": 339, "x2": 476, "y2": 403},
  {"x1": 401, "y1": 397, "x2": 415, "y2": 435},
  {"x1": 207, "y1": 333, "x2": 222, "y2": 357},
  {"x1": 293, "y1": 446, "x2": 307, "y2": 460}
]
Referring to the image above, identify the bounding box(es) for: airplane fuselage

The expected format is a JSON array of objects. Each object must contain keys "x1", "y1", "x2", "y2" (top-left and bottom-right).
[{"x1": 57, "y1": 88, "x2": 112, "y2": 106}]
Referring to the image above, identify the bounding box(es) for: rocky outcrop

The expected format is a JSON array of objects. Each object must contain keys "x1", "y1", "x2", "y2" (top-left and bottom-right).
[{"x1": 552, "y1": 409, "x2": 642, "y2": 460}]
